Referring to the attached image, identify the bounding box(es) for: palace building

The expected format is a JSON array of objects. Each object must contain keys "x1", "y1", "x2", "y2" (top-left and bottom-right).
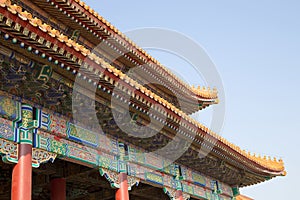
[{"x1": 0, "y1": 0, "x2": 285, "y2": 199}]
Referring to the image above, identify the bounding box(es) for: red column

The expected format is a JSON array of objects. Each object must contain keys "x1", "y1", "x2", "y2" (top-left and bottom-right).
[
  {"x1": 115, "y1": 173, "x2": 129, "y2": 200},
  {"x1": 11, "y1": 143, "x2": 32, "y2": 200},
  {"x1": 175, "y1": 190, "x2": 183, "y2": 200},
  {"x1": 51, "y1": 178, "x2": 66, "y2": 200}
]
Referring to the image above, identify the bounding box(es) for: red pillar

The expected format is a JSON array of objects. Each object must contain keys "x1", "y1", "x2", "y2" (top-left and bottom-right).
[
  {"x1": 11, "y1": 143, "x2": 32, "y2": 200},
  {"x1": 115, "y1": 173, "x2": 129, "y2": 200},
  {"x1": 51, "y1": 178, "x2": 66, "y2": 200},
  {"x1": 175, "y1": 190, "x2": 183, "y2": 200}
]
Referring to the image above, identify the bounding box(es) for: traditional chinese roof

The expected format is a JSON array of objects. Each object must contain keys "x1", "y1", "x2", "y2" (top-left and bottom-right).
[
  {"x1": 0, "y1": 0, "x2": 286, "y2": 188},
  {"x1": 24, "y1": 0, "x2": 218, "y2": 114}
]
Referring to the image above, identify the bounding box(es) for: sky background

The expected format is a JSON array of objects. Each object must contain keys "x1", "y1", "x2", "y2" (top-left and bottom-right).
[{"x1": 84, "y1": 1, "x2": 299, "y2": 199}]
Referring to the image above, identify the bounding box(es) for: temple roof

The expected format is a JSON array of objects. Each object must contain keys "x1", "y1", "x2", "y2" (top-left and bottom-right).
[
  {"x1": 0, "y1": 0, "x2": 286, "y2": 187},
  {"x1": 26, "y1": 0, "x2": 219, "y2": 114},
  {"x1": 67, "y1": 0, "x2": 217, "y2": 100}
]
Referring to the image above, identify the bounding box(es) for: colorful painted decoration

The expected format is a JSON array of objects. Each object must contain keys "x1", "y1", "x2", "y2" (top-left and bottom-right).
[
  {"x1": 145, "y1": 172, "x2": 164, "y2": 185},
  {"x1": 0, "y1": 138, "x2": 18, "y2": 164},
  {"x1": 41, "y1": 111, "x2": 67, "y2": 137},
  {"x1": 67, "y1": 122, "x2": 98, "y2": 147},
  {"x1": 34, "y1": 65, "x2": 52, "y2": 82},
  {"x1": 0, "y1": 96, "x2": 20, "y2": 120},
  {"x1": 32, "y1": 148, "x2": 57, "y2": 168},
  {"x1": 191, "y1": 172, "x2": 206, "y2": 187},
  {"x1": 0, "y1": 118, "x2": 14, "y2": 140}
]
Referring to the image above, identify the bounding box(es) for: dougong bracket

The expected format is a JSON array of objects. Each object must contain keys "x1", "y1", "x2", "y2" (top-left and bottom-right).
[
  {"x1": 32, "y1": 148, "x2": 57, "y2": 168},
  {"x1": 100, "y1": 168, "x2": 120, "y2": 188},
  {"x1": 0, "y1": 138, "x2": 18, "y2": 164}
]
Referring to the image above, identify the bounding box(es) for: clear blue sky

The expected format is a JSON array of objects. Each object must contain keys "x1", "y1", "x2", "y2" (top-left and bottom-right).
[{"x1": 84, "y1": 1, "x2": 299, "y2": 199}]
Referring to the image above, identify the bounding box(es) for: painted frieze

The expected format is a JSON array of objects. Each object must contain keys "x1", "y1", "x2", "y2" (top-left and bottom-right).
[
  {"x1": 41, "y1": 111, "x2": 67, "y2": 137},
  {"x1": 67, "y1": 122, "x2": 98, "y2": 147},
  {"x1": 0, "y1": 138, "x2": 18, "y2": 164},
  {"x1": 0, "y1": 117, "x2": 14, "y2": 141},
  {"x1": 0, "y1": 96, "x2": 21, "y2": 121}
]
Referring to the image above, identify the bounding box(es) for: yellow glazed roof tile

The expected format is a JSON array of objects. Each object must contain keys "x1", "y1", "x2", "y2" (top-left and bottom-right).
[{"x1": 71, "y1": 0, "x2": 218, "y2": 99}]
